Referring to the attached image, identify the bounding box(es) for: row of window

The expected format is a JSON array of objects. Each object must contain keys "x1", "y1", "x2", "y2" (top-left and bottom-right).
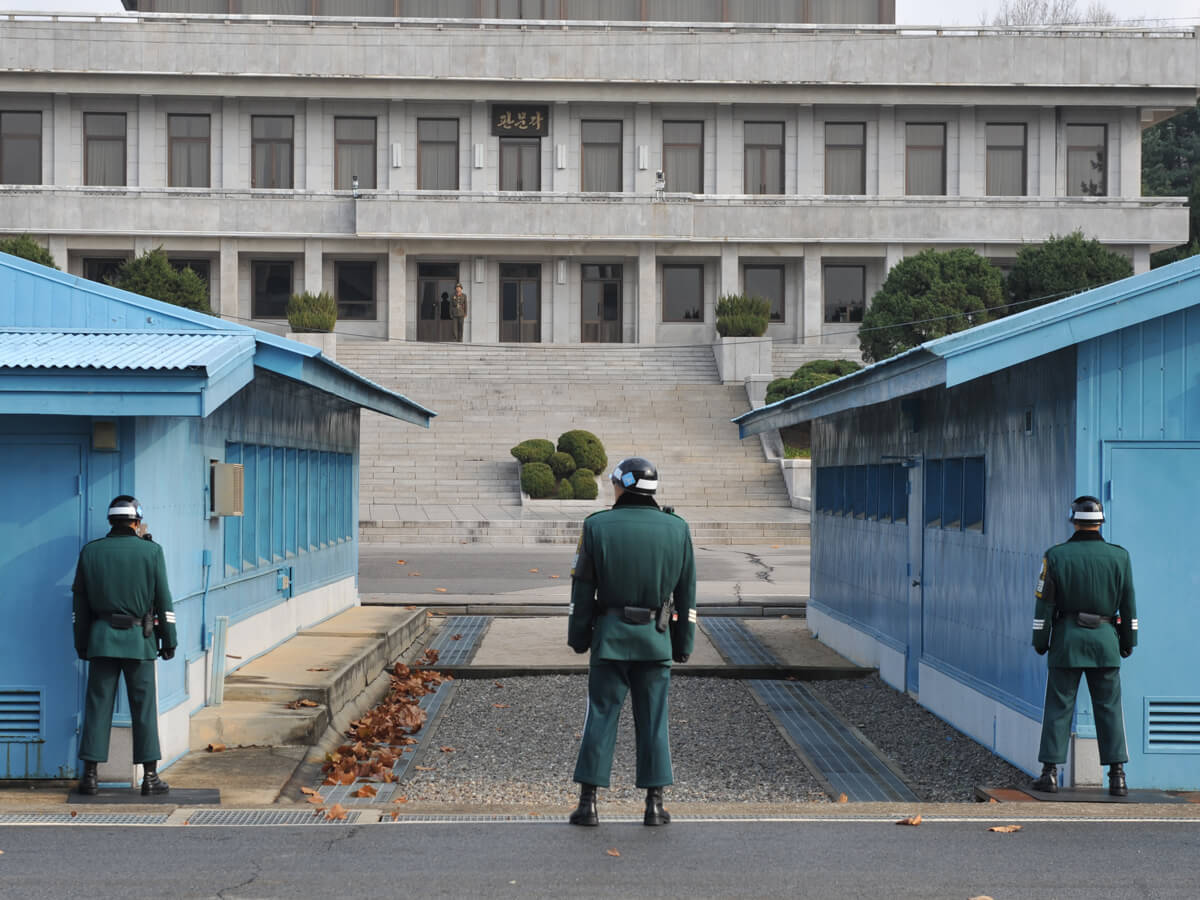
[
  {"x1": 222, "y1": 443, "x2": 354, "y2": 576},
  {"x1": 815, "y1": 457, "x2": 986, "y2": 532},
  {"x1": 0, "y1": 112, "x2": 1109, "y2": 198}
]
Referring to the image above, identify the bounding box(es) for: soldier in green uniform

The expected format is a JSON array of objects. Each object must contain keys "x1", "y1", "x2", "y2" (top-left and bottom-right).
[
  {"x1": 1031, "y1": 495, "x2": 1137, "y2": 797},
  {"x1": 73, "y1": 495, "x2": 178, "y2": 796},
  {"x1": 566, "y1": 457, "x2": 696, "y2": 827}
]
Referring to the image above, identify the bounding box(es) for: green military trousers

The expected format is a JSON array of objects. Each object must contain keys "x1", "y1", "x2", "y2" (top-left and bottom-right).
[
  {"x1": 79, "y1": 657, "x2": 162, "y2": 764},
  {"x1": 1038, "y1": 666, "x2": 1128, "y2": 766},
  {"x1": 574, "y1": 659, "x2": 673, "y2": 789}
]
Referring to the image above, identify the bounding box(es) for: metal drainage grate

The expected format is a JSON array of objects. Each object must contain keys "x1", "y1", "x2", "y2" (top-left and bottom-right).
[
  {"x1": 0, "y1": 813, "x2": 171, "y2": 826},
  {"x1": 184, "y1": 809, "x2": 364, "y2": 826},
  {"x1": 702, "y1": 617, "x2": 917, "y2": 803},
  {"x1": 427, "y1": 615, "x2": 491, "y2": 665}
]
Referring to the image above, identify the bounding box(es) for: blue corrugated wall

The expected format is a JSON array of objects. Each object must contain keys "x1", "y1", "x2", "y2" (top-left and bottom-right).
[{"x1": 812, "y1": 349, "x2": 1076, "y2": 716}]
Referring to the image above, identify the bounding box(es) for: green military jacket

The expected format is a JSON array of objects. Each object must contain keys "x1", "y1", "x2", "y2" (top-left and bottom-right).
[
  {"x1": 1032, "y1": 530, "x2": 1137, "y2": 668},
  {"x1": 567, "y1": 495, "x2": 697, "y2": 663},
  {"x1": 72, "y1": 527, "x2": 178, "y2": 661}
]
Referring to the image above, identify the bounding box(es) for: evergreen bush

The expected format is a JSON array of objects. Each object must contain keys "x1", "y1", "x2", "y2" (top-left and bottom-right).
[
  {"x1": 548, "y1": 451, "x2": 577, "y2": 480},
  {"x1": 558, "y1": 430, "x2": 607, "y2": 474},
  {"x1": 556, "y1": 478, "x2": 575, "y2": 500},
  {"x1": 0, "y1": 234, "x2": 58, "y2": 269},
  {"x1": 510, "y1": 438, "x2": 555, "y2": 465},
  {"x1": 569, "y1": 468, "x2": 599, "y2": 500},
  {"x1": 287, "y1": 291, "x2": 337, "y2": 332},
  {"x1": 520, "y1": 462, "x2": 556, "y2": 499},
  {"x1": 714, "y1": 293, "x2": 770, "y2": 337},
  {"x1": 764, "y1": 359, "x2": 863, "y2": 405},
  {"x1": 111, "y1": 247, "x2": 210, "y2": 313}
]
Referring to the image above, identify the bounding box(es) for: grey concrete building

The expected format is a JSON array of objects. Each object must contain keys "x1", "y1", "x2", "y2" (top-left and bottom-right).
[{"x1": 0, "y1": 2, "x2": 1192, "y2": 348}]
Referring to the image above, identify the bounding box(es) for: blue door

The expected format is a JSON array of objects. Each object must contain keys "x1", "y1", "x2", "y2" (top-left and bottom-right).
[
  {"x1": 0, "y1": 438, "x2": 87, "y2": 778},
  {"x1": 1106, "y1": 443, "x2": 1200, "y2": 790},
  {"x1": 905, "y1": 458, "x2": 925, "y2": 693}
]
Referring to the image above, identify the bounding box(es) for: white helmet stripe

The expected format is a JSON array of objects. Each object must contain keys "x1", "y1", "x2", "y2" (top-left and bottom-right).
[
  {"x1": 1070, "y1": 510, "x2": 1104, "y2": 521},
  {"x1": 635, "y1": 479, "x2": 658, "y2": 491}
]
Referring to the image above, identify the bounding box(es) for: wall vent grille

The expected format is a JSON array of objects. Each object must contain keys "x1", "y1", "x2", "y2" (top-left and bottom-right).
[
  {"x1": 0, "y1": 689, "x2": 42, "y2": 741},
  {"x1": 1146, "y1": 698, "x2": 1200, "y2": 753}
]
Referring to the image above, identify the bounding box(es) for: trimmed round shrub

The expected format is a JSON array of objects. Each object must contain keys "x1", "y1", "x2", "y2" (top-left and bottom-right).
[
  {"x1": 570, "y1": 468, "x2": 598, "y2": 500},
  {"x1": 511, "y1": 438, "x2": 555, "y2": 465},
  {"x1": 795, "y1": 359, "x2": 861, "y2": 378},
  {"x1": 556, "y1": 478, "x2": 575, "y2": 500},
  {"x1": 558, "y1": 430, "x2": 607, "y2": 474},
  {"x1": 520, "y1": 462, "x2": 556, "y2": 499},
  {"x1": 547, "y1": 451, "x2": 577, "y2": 480}
]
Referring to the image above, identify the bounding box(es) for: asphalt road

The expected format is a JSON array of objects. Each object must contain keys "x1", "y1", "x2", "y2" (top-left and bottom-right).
[{"x1": 1, "y1": 819, "x2": 1197, "y2": 899}]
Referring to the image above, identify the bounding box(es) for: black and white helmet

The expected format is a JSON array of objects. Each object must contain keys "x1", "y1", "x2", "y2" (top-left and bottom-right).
[
  {"x1": 610, "y1": 457, "x2": 658, "y2": 496},
  {"x1": 107, "y1": 495, "x2": 144, "y2": 523},
  {"x1": 1068, "y1": 495, "x2": 1104, "y2": 524}
]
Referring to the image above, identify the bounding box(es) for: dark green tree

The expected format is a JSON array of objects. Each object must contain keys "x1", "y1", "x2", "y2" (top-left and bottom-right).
[
  {"x1": 765, "y1": 359, "x2": 863, "y2": 405},
  {"x1": 1005, "y1": 232, "x2": 1132, "y2": 313},
  {"x1": 1143, "y1": 103, "x2": 1200, "y2": 267},
  {"x1": 859, "y1": 249, "x2": 1005, "y2": 363},
  {"x1": 110, "y1": 247, "x2": 210, "y2": 313},
  {"x1": 0, "y1": 234, "x2": 58, "y2": 269}
]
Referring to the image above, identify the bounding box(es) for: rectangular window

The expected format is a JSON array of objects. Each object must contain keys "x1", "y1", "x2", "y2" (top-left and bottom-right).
[
  {"x1": 963, "y1": 456, "x2": 985, "y2": 531},
  {"x1": 877, "y1": 465, "x2": 893, "y2": 523},
  {"x1": 581, "y1": 263, "x2": 622, "y2": 343},
  {"x1": 942, "y1": 457, "x2": 963, "y2": 529},
  {"x1": 662, "y1": 264, "x2": 703, "y2": 322},
  {"x1": 581, "y1": 120, "x2": 622, "y2": 192},
  {"x1": 0, "y1": 111, "x2": 42, "y2": 185},
  {"x1": 925, "y1": 458, "x2": 942, "y2": 527},
  {"x1": 335, "y1": 260, "x2": 376, "y2": 320},
  {"x1": 985, "y1": 123, "x2": 1026, "y2": 197},
  {"x1": 905, "y1": 123, "x2": 945, "y2": 195},
  {"x1": 743, "y1": 121, "x2": 784, "y2": 194},
  {"x1": 251, "y1": 115, "x2": 293, "y2": 189},
  {"x1": 823, "y1": 265, "x2": 865, "y2": 324},
  {"x1": 1067, "y1": 124, "x2": 1107, "y2": 197},
  {"x1": 892, "y1": 465, "x2": 907, "y2": 523},
  {"x1": 223, "y1": 443, "x2": 242, "y2": 577},
  {"x1": 82, "y1": 257, "x2": 126, "y2": 286},
  {"x1": 499, "y1": 136, "x2": 540, "y2": 191},
  {"x1": 334, "y1": 117, "x2": 376, "y2": 190},
  {"x1": 84, "y1": 113, "x2": 126, "y2": 186},
  {"x1": 418, "y1": 118, "x2": 459, "y2": 190},
  {"x1": 824, "y1": 122, "x2": 865, "y2": 194},
  {"x1": 852, "y1": 465, "x2": 868, "y2": 519},
  {"x1": 744, "y1": 264, "x2": 784, "y2": 323},
  {"x1": 168, "y1": 114, "x2": 210, "y2": 188},
  {"x1": 284, "y1": 448, "x2": 298, "y2": 557},
  {"x1": 167, "y1": 258, "x2": 211, "y2": 301},
  {"x1": 255, "y1": 446, "x2": 271, "y2": 567},
  {"x1": 251, "y1": 260, "x2": 293, "y2": 318},
  {"x1": 663, "y1": 121, "x2": 703, "y2": 193},
  {"x1": 867, "y1": 464, "x2": 881, "y2": 520}
]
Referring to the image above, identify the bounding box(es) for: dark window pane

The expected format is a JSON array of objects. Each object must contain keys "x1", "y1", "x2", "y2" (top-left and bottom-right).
[
  {"x1": 853, "y1": 465, "x2": 868, "y2": 519},
  {"x1": 1, "y1": 111, "x2": 42, "y2": 184},
  {"x1": 418, "y1": 118, "x2": 458, "y2": 190},
  {"x1": 499, "y1": 137, "x2": 540, "y2": 191},
  {"x1": 943, "y1": 457, "x2": 963, "y2": 529},
  {"x1": 825, "y1": 122, "x2": 865, "y2": 194},
  {"x1": 1067, "y1": 124, "x2": 1106, "y2": 197},
  {"x1": 823, "y1": 265, "x2": 864, "y2": 324},
  {"x1": 663, "y1": 121, "x2": 703, "y2": 193},
  {"x1": 335, "y1": 117, "x2": 376, "y2": 190},
  {"x1": 168, "y1": 114, "x2": 210, "y2": 188},
  {"x1": 744, "y1": 121, "x2": 784, "y2": 195},
  {"x1": 582, "y1": 119, "x2": 621, "y2": 192},
  {"x1": 963, "y1": 456, "x2": 985, "y2": 531},
  {"x1": 251, "y1": 116, "x2": 293, "y2": 189},
  {"x1": 905, "y1": 123, "x2": 945, "y2": 195},
  {"x1": 84, "y1": 113, "x2": 126, "y2": 186},
  {"x1": 892, "y1": 465, "x2": 908, "y2": 523},
  {"x1": 986, "y1": 123, "x2": 1025, "y2": 196},
  {"x1": 663, "y1": 265, "x2": 703, "y2": 322},
  {"x1": 252, "y1": 260, "x2": 292, "y2": 318},
  {"x1": 336, "y1": 261, "x2": 376, "y2": 320},
  {"x1": 82, "y1": 257, "x2": 126, "y2": 285},
  {"x1": 925, "y1": 459, "x2": 942, "y2": 527},
  {"x1": 744, "y1": 264, "x2": 784, "y2": 322},
  {"x1": 878, "y1": 465, "x2": 893, "y2": 523}
]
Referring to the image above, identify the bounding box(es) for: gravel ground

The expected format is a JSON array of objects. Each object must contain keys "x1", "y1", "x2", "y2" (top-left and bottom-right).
[
  {"x1": 398, "y1": 673, "x2": 1028, "y2": 806},
  {"x1": 401, "y1": 675, "x2": 828, "y2": 805}
]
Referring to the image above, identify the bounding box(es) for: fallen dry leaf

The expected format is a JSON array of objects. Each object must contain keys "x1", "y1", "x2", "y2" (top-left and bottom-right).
[
  {"x1": 206, "y1": 742, "x2": 226, "y2": 753},
  {"x1": 408, "y1": 572, "x2": 422, "y2": 577},
  {"x1": 988, "y1": 825, "x2": 1022, "y2": 834},
  {"x1": 353, "y1": 784, "x2": 378, "y2": 798},
  {"x1": 896, "y1": 815, "x2": 922, "y2": 826},
  {"x1": 837, "y1": 793, "x2": 848, "y2": 803},
  {"x1": 549, "y1": 574, "x2": 560, "y2": 579},
  {"x1": 493, "y1": 703, "x2": 510, "y2": 708},
  {"x1": 494, "y1": 681, "x2": 504, "y2": 688},
  {"x1": 606, "y1": 848, "x2": 621, "y2": 857},
  {"x1": 529, "y1": 568, "x2": 539, "y2": 573},
  {"x1": 70, "y1": 811, "x2": 78, "y2": 817},
  {"x1": 968, "y1": 896, "x2": 995, "y2": 900},
  {"x1": 451, "y1": 633, "x2": 462, "y2": 640},
  {"x1": 440, "y1": 746, "x2": 455, "y2": 753},
  {"x1": 393, "y1": 796, "x2": 409, "y2": 804},
  {"x1": 325, "y1": 803, "x2": 348, "y2": 821},
  {"x1": 435, "y1": 588, "x2": 448, "y2": 593},
  {"x1": 404, "y1": 605, "x2": 417, "y2": 610},
  {"x1": 306, "y1": 795, "x2": 324, "y2": 805},
  {"x1": 390, "y1": 811, "x2": 400, "y2": 821},
  {"x1": 396, "y1": 560, "x2": 406, "y2": 565},
  {"x1": 300, "y1": 786, "x2": 320, "y2": 796},
  {"x1": 414, "y1": 765, "x2": 435, "y2": 771},
  {"x1": 771, "y1": 544, "x2": 781, "y2": 549},
  {"x1": 307, "y1": 667, "x2": 331, "y2": 672},
  {"x1": 338, "y1": 772, "x2": 357, "y2": 786},
  {"x1": 323, "y1": 776, "x2": 338, "y2": 786}
]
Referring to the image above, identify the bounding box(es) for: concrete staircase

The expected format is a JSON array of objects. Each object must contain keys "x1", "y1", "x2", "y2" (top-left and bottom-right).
[
  {"x1": 339, "y1": 341, "x2": 807, "y2": 544},
  {"x1": 771, "y1": 342, "x2": 864, "y2": 378}
]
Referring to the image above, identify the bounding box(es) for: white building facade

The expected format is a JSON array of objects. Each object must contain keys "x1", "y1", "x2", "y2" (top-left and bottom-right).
[{"x1": 0, "y1": 3, "x2": 1193, "y2": 347}]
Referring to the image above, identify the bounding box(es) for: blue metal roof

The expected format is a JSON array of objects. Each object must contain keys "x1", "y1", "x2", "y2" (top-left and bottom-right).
[
  {"x1": 0, "y1": 252, "x2": 434, "y2": 426},
  {"x1": 735, "y1": 254, "x2": 1200, "y2": 437},
  {"x1": 0, "y1": 329, "x2": 252, "y2": 371}
]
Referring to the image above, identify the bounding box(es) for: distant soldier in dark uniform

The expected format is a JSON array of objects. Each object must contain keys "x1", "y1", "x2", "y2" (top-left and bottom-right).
[
  {"x1": 1031, "y1": 495, "x2": 1137, "y2": 797},
  {"x1": 450, "y1": 282, "x2": 468, "y2": 342},
  {"x1": 566, "y1": 457, "x2": 696, "y2": 827},
  {"x1": 73, "y1": 495, "x2": 178, "y2": 796}
]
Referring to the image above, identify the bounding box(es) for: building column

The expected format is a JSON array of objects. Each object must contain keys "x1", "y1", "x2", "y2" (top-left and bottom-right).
[
  {"x1": 1132, "y1": 246, "x2": 1150, "y2": 274},
  {"x1": 387, "y1": 242, "x2": 406, "y2": 341},
  {"x1": 552, "y1": 101, "x2": 569, "y2": 194},
  {"x1": 221, "y1": 98, "x2": 240, "y2": 189},
  {"x1": 470, "y1": 101, "x2": 488, "y2": 192},
  {"x1": 715, "y1": 103, "x2": 735, "y2": 194},
  {"x1": 53, "y1": 94, "x2": 71, "y2": 186},
  {"x1": 48, "y1": 237, "x2": 67, "y2": 270},
  {"x1": 552, "y1": 257, "x2": 571, "y2": 343},
  {"x1": 795, "y1": 104, "x2": 815, "y2": 196},
  {"x1": 1039, "y1": 107, "x2": 1057, "y2": 197},
  {"x1": 634, "y1": 102, "x2": 653, "y2": 194},
  {"x1": 637, "y1": 242, "x2": 656, "y2": 345},
  {"x1": 218, "y1": 238, "x2": 238, "y2": 322},
  {"x1": 386, "y1": 100, "x2": 405, "y2": 191},
  {"x1": 304, "y1": 98, "x2": 322, "y2": 192},
  {"x1": 957, "y1": 106, "x2": 976, "y2": 197},
  {"x1": 137, "y1": 96, "x2": 157, "y2": 188},
  {"x1": 803, "y1": 249, "x2": 823, "y2": 345},
  {"x1": 719, "y1": 244, "x2": 739, "y2": 299},
  {"x1": 303, "y1": 239, "x2": 323, "y2": 296},
  {"x1": 877, "y1": 106, "x2": 896, "y2": 196},
  {"x1": 1118, "y1": 108, "x2": 1140, "y2": 199},
  {"x1": 885, "y1": 243, "x2": 904, "y2": 277}
]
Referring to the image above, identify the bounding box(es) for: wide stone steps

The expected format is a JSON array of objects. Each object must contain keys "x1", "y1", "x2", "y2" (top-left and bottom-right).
[{"x1": 771, "y1": 343, "x2": 864, "y2": 378}]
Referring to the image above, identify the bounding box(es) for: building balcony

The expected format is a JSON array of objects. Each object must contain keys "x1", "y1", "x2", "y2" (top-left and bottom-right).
[{"x1": 0, "y1": 186, "x2": 1187, "y2": 250}]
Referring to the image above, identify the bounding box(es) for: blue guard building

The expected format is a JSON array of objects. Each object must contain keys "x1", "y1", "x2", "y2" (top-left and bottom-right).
[
  {"x1": 0, "y1": 252, "x2": 433, "y2": 782},
  {"x1": 736, "y1": 256, "x2": 1200, "y2": 790}
]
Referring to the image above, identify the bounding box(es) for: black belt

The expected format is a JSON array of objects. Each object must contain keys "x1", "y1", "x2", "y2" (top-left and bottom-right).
[
  {"x1": 106, "y1": 612, "x2": 151, "y2": 630},
  {"x1": 603, "y1": 606, "x2": 657, "y2": 625}
]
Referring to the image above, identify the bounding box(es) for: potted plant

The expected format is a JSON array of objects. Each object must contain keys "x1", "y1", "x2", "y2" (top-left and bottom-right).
[
  {"x1": 285, "y1": 291, "x2": 337, "y2": 359},
  {"x1": 713, "y1": 293, "x2": 772, "y2": 383}
]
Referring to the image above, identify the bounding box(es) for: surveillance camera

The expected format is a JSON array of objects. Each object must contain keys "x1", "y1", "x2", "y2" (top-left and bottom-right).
[{"x1": 655, "y1": 170, "x2": 665, "y2": 181}]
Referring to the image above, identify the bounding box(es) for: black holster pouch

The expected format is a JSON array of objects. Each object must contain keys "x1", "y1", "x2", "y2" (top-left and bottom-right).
[
  {"x1": 142, "y1": 613, "x2": 155, "y2": 638},
  {"x1": 108, "y1": 613, "x2": 138, "y2": 630},
  {"x1": 622, "y1": 606, "x2": 653, "y2": 625},
  {"x1": 1075, "y1": 611, "x2": 1102, "y2": 629},
  {"x1": 656, "y1": 601, "x2": 672, "y2": 633}
]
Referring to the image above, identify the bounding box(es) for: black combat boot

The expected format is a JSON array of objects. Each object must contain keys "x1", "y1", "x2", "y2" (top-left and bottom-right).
[
  {"x1": 78, "y1": 761, "x2": 99, "y2": 796},
  {"x1": 1031, "y1": 763, "x2": 1058, "y2": 793},
  {"x1": 1108, "y1": 763, "x2": 1128, "y2": 797},
  {"x1": 568, "y1": 784, "x2": 598, "y2": 826},
  {"x1": 141, "y1": 762, "x2": 170, "y2": 796},
  {"x1": 643, "y1": 787, "x2": 671, "y2": 826}
]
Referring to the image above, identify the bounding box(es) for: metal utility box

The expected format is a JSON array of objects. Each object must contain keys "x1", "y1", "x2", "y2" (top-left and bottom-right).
[{"x1": 210, "y1": 462, "x2": 244, "y2": 517}]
